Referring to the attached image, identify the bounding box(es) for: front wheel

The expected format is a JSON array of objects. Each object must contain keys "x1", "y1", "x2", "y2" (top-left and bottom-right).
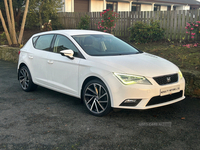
[
  {"x1": 18, "y1": 66, "x2": 37, "y2": 92},
  {"x1": 82, "y1": 79, "x2": 112, "y2": 117}
]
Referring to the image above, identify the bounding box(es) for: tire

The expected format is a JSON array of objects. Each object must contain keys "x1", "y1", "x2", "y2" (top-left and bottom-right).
[
  {"x1": 18, "y1": 66, "x2": 37, "y2": 92},
  {"x1": 82, "y1": 79, "x2": 112, "y2": 117}
]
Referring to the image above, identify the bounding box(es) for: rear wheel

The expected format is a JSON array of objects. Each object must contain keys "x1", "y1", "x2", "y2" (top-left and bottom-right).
[
  {"x1": 19, "y1": 66, "x2": 37, "y2": 92},
  {"x1": 82, "y1": 79, "x2": 112, "y2": 117}
]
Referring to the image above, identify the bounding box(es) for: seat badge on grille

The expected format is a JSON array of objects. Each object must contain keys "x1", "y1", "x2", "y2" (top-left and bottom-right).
[{"x1": 167, "y1": 77, "x2": 171, "y2": 83}]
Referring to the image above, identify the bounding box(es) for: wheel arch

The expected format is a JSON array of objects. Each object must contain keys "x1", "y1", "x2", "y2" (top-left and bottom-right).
[
  {"x1": 80, "y1": 73, "x2": 114, "y2": 106},
  {"x1": 81, "y1": 76, "x2": 103, "y2": 99},
  {"x1": 80, "y1": 75, "x2": 114, "y2": 107},
  {"x1": 81, "y1": 75, "x2": 113, "y2": 116},
  {"x1": 18, "y1": 63, "x2": 27, "y2": 80}
]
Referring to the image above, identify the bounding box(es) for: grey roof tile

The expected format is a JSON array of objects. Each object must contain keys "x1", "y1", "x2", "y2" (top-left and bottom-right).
[{"x1": 155, "y1": 0, "x2": 200, "y2": 5}]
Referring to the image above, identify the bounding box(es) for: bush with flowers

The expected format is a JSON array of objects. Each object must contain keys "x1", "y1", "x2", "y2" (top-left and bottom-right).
[
  {"x1": 185, "y1": 21, "x2": 200, "y2": 39},
  {"x1": 184, "y1": 21, "x2": 200, "y2": 48},
  {"x1": 96, "y1": 9, "x2": 119, "y2": 33}
]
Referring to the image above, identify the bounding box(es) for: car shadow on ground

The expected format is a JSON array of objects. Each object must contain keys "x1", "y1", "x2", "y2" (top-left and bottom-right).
[{"x1": 33, "y1": 86, "x2": 191, "y2": 120}]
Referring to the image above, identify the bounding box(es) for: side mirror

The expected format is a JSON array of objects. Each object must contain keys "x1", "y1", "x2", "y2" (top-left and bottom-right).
[{"x1": 60, "y1": 49, "x2": 74, "y2": 59}]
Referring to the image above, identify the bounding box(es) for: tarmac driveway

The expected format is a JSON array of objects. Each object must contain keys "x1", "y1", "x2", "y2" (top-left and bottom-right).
[{"x1": 0, "y1": 60, "x2": 200, "y2": 150}]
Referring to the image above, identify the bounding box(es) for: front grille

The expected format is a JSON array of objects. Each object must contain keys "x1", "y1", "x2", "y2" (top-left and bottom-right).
[
  {"x1": 153, "y1": 74, "x2": 178, "y2": 85},
  {"x1": 146, "y1": 91, "x2": 183, "y2": 106}
]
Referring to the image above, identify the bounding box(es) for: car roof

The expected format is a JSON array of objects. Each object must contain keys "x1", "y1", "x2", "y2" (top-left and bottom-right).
[{"x1": 32, "y1": 29, "x2": 110, "y2": 37}]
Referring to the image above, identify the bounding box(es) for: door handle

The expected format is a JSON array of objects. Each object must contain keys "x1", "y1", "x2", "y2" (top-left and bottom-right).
[
  {"x1": 28, "y1": 56, "x2": 33, "y2": 59},
  {"x1": 47, "y1": 60, "x2": 54, "y2": 64}
]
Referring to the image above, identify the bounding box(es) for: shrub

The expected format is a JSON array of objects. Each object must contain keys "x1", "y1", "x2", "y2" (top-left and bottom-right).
[
  {"x1": 77, "y1": 15, "x2": 90, "y2": 30},
  {"x1": 129, "y1": 20, "x2": 165, "y2": 44},
  {"x1": 26, "y1": 12, "x2": 40, "y2": 29},
  {"x1": 26, "y1": 12, "x2": 63, "y2": 30},
  {"x1": 0, "y1": 32, "x2": 7, "y2": 45},
  {"x1": 96, "y1": 9, "x2": 119, "y2": 33},
  {"x1": 183, "y1": 21, "x2": 200, "y2": 48},
  {"x1": 42, "y1": 20, "x2": 52, "y2": 31},
  {"x1": 185, "y1": 21, "x2": 200, "y2": 39}
]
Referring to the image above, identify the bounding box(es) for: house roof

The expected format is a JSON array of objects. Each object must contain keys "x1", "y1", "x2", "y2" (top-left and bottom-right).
[
  {"x1": 109, "y1": 0, "x2": 200, "y2": 6},
  {"x1": 138, "y1": 0, "x2": 200, "y2": 6}
]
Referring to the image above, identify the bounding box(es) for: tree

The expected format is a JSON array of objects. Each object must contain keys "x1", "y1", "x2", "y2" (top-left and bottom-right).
[
  {"x1": 0, "y1": 9, "x2": 12, "y2": 45},
  {"x1": 18, "y1": 0, "x2": 29, "y2": 44},
  {"x1": 0, "y1": 0, "x2": 29, "y2": 46},
  {"x1": 13, "y1": 0, "x2": 26, "y2": 29},
  {"x1": 0, "y1": 0, "x2": 26, "y2": 30},
  {"x1": 27, "y1": 0, "x2": 63, "y2": 30}
]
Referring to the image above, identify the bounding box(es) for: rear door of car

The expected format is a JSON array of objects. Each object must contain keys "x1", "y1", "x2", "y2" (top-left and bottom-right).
[{"x1": 29, "y1": 34, "x2": 54, "y2": 86}]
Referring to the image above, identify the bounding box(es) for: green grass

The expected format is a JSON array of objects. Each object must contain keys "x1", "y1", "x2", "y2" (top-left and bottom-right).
[{"x1": 131, "y1": 42, "x2": 200, "y2": 72}]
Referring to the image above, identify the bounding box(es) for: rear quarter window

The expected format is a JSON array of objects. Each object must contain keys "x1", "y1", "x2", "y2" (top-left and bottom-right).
[
  {"x1": 32, "y1": 36, "x2": 38, "y2": 47},
  {"x1": 34, "y1": 34, "x2": 54, "y2": 51}
]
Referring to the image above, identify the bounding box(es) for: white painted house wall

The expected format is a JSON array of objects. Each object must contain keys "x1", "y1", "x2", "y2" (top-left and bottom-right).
[
  {"x1": 141, "y1": 4, "x2": 152, "y2": 11},
  {"x1": 161, "y1": 6, "x2": 167, "y2": 11},
  {"x1": 176, "y1": 5, "x2": 190, "y2": 10},
  {"x1": 63, "y1": 0, "x2": 73, "y2": 12},
  {"x1": 118, "y1": 2, "x2": 130, "y2": 11},
  {"x1": 184, "y1": 5, "x2": 190, "y2": 10},
  {"x1": 62, "y1": 0, "x2": 193, "y2": 12},
  {"x1": 91, "y1": 0, "x2": 104, "y2": 12}
]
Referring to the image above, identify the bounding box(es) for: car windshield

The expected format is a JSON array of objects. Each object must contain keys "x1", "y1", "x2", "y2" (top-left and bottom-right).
[{"x1": 72, "y1": 34, "x2": 141, "y2": 56}]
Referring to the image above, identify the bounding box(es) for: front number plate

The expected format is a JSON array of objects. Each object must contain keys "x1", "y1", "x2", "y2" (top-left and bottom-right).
[{"x1": 160, "y1": 86, "x2": 180, "y2": 96}]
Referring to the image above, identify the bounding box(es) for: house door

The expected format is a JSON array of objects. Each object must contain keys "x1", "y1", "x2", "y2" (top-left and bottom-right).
[{"x1": 74, "y1": 0, "x2": 89, "y2": 12}]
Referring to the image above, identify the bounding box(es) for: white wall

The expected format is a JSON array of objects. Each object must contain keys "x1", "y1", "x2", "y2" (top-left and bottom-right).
[
  {"x1": 176, "y1": 6, "x2": 183, "y2": 10},
  {"x1": 184, "y1": 6, "x2": 190, "y2": 10},
  {"x1": 161, "y1": 6, "x2": 167, "y2": 11},
  {"x1": 62, "y1": 0, "x2": 191, "y2": 12},
  {"x1": 141, "y1": 4, "x2": 152, "y2": 11},
  {"x1": 176, "y1": 5, "x2": 190, "y2": 10},
  {"x1": 63, "y1": 0, "x2": 72, "y2": 12},
  {"x1": 90, "y1": 1, "x2": 131, "y2": 12},
  {"x1": 118, "y1": 2, "x2": 129, "y2": 11},
  {"x1": 91, "y1": 0, "x2": 104, "y2": 12}
]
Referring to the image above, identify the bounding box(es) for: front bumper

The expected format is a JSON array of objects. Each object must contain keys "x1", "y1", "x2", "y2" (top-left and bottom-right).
[{"x1": 105, "y1": 74, "x2": 185, "y2": 109}]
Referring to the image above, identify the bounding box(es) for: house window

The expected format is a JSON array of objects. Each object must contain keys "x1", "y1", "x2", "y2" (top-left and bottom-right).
[
  {"x1": 132, "y1": 4, "x2": 141, "y2": 11},
  {"x1": 154, "y1": 5, "x2": 161, "y2": 11},
  {"x1": 106, "y1": 2, "x2": 117, "y2": 12},
  {"x1": 167, "y1": 6, "x2": 171, "y2": 11},
  {"x1": 173, "y1": 6, "x2": 176, "y2": 10},
  {"x1": 190, "y1": 7, "x2": 197, "y2": 10}
]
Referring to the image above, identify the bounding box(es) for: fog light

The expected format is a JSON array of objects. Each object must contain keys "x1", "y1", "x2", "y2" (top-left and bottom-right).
[{"x1": 120, "y1": 99, "x2": 141, "y2": 106}]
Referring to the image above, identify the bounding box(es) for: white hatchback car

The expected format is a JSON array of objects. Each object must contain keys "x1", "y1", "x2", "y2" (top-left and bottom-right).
[{"x1": 18, "y1": 30, "x2": 185, "y2": 116}]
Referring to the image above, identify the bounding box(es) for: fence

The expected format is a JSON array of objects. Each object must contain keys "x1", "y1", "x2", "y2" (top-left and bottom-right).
[{"x1": 58, "y1": 10, "x2": 200, "y2": 40}]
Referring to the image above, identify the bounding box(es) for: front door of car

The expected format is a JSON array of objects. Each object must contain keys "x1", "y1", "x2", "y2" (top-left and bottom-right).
[{"x1": 46, "y1": 34, "x2": 81, "y2": 97}]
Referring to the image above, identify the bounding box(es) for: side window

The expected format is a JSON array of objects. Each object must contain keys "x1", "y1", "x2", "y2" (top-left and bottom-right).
[
  {"x1": 53, "y1": 35, "x2": 80, "y2": 57},
  {"x1": 35, "y1": 34, "x2": 54, "y2": 51}
]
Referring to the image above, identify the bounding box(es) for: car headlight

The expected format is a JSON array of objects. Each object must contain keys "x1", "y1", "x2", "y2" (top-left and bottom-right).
[
  {"x1": 114, "y1": 73, "x2": 152, "y2": 85},
  {"x1": 178, "y1": 70, "x2": 183, "y2": 79}
]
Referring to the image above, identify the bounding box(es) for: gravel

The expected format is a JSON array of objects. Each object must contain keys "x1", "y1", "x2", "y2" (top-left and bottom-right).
[{"x1": 0, "y1": 60, "x2": 200, "y2": 150}]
